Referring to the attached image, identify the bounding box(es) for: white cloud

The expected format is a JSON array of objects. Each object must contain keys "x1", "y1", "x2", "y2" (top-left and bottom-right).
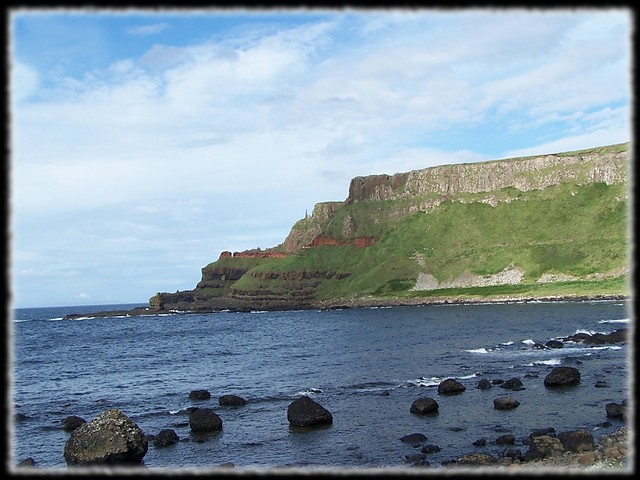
[
  {"x1": 11, "y1": 61, "x2": 39, "y2": 102},
  {"x1": 126, "y1": 22, "x2": 170, "y2": 36}
]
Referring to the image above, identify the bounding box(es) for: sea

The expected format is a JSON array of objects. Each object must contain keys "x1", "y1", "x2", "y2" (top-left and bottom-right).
[{"x1": 9, "y1": 299, "x2": 631, "y2": 472}]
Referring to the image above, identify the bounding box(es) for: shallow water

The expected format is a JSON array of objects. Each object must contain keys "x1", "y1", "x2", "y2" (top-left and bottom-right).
[{"x1": 11, "y1": 300, "x2": 630, "y2": 471}]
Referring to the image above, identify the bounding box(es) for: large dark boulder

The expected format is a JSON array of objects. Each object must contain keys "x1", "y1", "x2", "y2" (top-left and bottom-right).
[
  {"x1": 63, "y1": 409, "x2": 148, "y2": 466},
  {"x1": 400, "y1": 433, "x2": 428, "y2": 445},
  {"x1": 287, "y1": 396, "x2": 333, "y2": 428},
  {"x1": 493, "y1": 396, "x2": 520, "y2": 410},
  {"x1": 545, "y1": 340, "x2": 564, "y2": 349},
  {"x1": 189, "y1": 408, "x2": 223, "y2": 432},
  {"x1": 558, "y1": 430, "x2": 595, "y2": 453},
  {"x1": 61, "y1": 416, "x2": 86, "y2": 432},
  {"x1": 410, "y1": 397, "x2": 439, "y2": 415},
  {"x1": 544, "y1": 366, "x2": 580, "y2": 387},
  {"x1": 437, "y1": 378, "x2": 466, "y2": 395},
  {"x1": 219, "y1": 395, "x2": 247, "y2": 407}
]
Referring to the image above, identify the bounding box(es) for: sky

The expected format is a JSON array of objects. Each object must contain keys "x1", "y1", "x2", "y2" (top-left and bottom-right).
[{"x1": 8, "y1": 7, "x2": 632, "y2": 308}]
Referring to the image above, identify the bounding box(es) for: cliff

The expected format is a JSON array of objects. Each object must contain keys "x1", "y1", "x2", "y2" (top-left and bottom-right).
[{"x1": 150, "y1": 143, "x2": 630, "y2": 312}]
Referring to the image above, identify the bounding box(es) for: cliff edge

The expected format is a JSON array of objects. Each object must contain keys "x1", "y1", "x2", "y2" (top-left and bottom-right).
[{"x1": 149, "y1": 143, "x2": 630, "y2": 313}]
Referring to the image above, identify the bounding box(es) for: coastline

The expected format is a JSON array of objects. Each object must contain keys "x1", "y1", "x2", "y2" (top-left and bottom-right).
[{"x1": 61, "y1": 292, "x2": 630, "y2": 320}]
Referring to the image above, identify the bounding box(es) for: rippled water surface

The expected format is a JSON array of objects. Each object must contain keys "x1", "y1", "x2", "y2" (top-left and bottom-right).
[{"x1": 11, "y1": 300, "x2": 630, "y2": 471}]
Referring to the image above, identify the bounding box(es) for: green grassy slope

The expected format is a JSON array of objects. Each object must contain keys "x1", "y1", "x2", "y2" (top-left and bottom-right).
[{"x1": 227, "y1": 179, "x2": 629, "y2": 302}]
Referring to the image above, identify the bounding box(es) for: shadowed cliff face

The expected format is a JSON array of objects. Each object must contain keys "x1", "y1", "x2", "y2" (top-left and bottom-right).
[{"x1": 150, "y1": 143, "x2": 630, "y2": 312}]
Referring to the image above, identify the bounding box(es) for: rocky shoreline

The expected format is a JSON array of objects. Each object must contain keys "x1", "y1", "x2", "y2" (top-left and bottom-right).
[
  {"x1": 62, "y1": 293, "x2": 630, "y2": 320},
  {"x1": 15, "y1": 330, "x2": 630, "y2": 472}
]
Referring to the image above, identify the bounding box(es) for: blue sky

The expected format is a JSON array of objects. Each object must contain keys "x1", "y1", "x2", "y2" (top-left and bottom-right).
[{"x1": 9, "y1": 7, "x2": 631, "y2": 308}]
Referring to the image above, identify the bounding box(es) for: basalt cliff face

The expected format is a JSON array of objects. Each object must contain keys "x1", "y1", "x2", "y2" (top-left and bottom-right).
[{"x1": 149, "y1": 143, "x2": 630, "y2": 312}]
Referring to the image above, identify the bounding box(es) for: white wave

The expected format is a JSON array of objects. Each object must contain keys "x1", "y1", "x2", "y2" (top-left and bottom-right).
[
  {"x1": 458, "y1": 372, "x2": 479, "y2": 380},
  {"x1": 587, "y1": 345, "x2": 622, "y2": 351},
  {"x1": 411, "y1": 376, "x2": 441, "y2": 387},
  {"x1": 574, "y1": 328, "x2": 597, "y2": 335},
  {"x1": 465, "y1": 347, "x2": 490, "y2": 354},
  {"x1": 533, "y1": 358, "x2": 562, "y2": 366},
  {"x1": 297, "y1": 388, "x2": 323, "y2": 395},
  {"x1": 521, "y1": 339, "x2": 536, "y2": 346},
  {"x1": 499, "y1": 341, "x2": 514, "y2": 346},
  {"x1": 597, "y1": 318, "x2": 629, "y2": 324}
]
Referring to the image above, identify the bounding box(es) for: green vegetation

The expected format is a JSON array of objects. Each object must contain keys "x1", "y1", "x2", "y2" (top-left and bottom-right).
[{"x1": 187, "y1": 143, "x2": 629, "y2": 306}]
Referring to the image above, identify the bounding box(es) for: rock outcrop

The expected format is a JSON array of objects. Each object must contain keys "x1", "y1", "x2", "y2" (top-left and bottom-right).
[
  {"x1": 63, "y1": 409, "x2": 148, "y2": 466},
  {"x1": 346, "y1": 148, "x2": 627, "y2": 204}
]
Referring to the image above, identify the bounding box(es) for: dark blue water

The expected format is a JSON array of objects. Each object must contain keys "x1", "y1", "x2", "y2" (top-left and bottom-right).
[{"x1": 10, "y1": 300, "x2": 630, "y2": 471}]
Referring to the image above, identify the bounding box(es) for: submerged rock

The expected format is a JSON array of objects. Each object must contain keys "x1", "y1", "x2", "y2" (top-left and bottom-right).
[
  {"x1": 493, "y1": 396, "x2": 520, "y2": 410},
  {"x1": 188, "y1": 389, "x2": 211, "y2": 400},
  {"x1": 153, "y1": 429, "x2": 179, "y2": 447},
  {"x1": 400, "y1": 433, "x2": 428, "y2": 445},
  {"x1": 61, "y1": 415, "x2": 86, "y2": 432},
  {"x1": 219, "y1": 395, "x2": 247, "y2": 407}
]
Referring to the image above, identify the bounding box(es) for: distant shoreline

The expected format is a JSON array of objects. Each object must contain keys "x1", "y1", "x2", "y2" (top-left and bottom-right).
[{"x1": 61, "y1": 293, "x2": 630, "y2": 320}]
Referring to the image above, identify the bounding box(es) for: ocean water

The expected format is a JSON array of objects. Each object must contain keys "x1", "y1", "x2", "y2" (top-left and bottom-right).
[{"x1": 10, "y1": 300, "x2": 630, "y2": 472}]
